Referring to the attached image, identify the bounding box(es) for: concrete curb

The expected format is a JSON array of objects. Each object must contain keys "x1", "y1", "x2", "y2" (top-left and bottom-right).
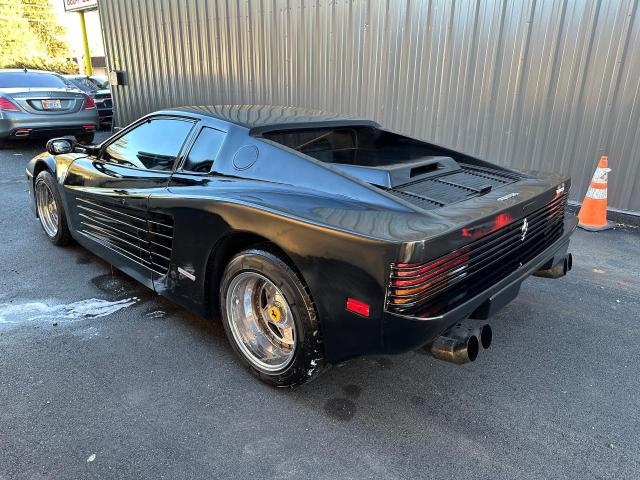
[{"x1": 567, "y1": 202, "x2": 640, "y2": 227}]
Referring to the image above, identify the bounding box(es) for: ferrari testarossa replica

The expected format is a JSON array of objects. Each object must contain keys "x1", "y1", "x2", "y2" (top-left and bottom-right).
[{"x1": 26, "y1": 105, "x2": 576, "y2": 386}]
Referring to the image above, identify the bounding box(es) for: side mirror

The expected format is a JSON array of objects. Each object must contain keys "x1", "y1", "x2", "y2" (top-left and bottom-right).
[{"x1": 46, "y1": 137, "x2": 75, "y2": 155}]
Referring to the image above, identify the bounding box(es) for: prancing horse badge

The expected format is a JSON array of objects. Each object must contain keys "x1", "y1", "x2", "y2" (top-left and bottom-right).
[{"x1": 521, "y1": 218, "x2": 529, "y2": 241}]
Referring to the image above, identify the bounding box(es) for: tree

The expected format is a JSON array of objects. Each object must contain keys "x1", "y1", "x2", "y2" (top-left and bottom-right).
[
  {"x1": 0, "y1": 0, "x2": 77, "y2": 73},
  {"x1": 21, "y1": 0, "x2": 70, "y2": 57},
  {"x1": 0, "y1": 0, "x2": 37, "y2": 61}
]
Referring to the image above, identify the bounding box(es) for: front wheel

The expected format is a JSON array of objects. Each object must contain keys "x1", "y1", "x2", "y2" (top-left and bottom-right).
[
  {"x1": 220, "y1": 249, "x2": 325, "y2": 387},
  {"x1": 34, "y1": 170, "x2": 72, "y2": 246}
]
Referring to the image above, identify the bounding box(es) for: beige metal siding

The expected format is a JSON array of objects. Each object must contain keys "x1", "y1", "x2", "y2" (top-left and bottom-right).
[{"x1": 99, "y1": 0, "x2": 640, "y2": 212}]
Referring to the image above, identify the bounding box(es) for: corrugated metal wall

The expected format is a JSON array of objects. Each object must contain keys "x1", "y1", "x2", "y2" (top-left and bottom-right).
[{"x1": 99, "y1": 0, "x2": 640, "y2": 212}]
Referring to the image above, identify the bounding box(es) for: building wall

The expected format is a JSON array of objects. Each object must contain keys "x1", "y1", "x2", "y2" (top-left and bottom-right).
[{"x1": 99, "y1": 0, "x2": 640, "y2": 212}]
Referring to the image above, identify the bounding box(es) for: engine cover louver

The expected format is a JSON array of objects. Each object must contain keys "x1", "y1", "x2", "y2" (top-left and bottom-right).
[
  {"x1": 76, "y1": 197, "x2": 173, "y2": 276},
  {"x1": 385, "y1": 164, "x2": 521, "y2": 209}
]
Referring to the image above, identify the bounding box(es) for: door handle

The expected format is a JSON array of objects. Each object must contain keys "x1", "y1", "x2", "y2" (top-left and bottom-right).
[{"x1": 112, "y1": 189, "x2": 129, "y2": 205}]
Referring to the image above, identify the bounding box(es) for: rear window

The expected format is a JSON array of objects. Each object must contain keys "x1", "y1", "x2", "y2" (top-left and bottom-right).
[
  {"x1": 66, "y1": 77, "x2": 97, "y2": 93},
  {"x1": 0, "y1": 72, "x2": 67, "y2": 88},
  {"x1": 90, "y1": 76, "x2": 108, "y2": 89},
  {"x1": 262, "y1": 126, "x2": 444, "y2": 167}
]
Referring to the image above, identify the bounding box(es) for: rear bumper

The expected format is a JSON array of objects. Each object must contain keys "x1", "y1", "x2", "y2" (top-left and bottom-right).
[
  {"x1": 0, "y1": 110, "x2": 99, "y2": 139},
  {"x1": 96, "y1": 106, "x2": 113, "y2": 125},
  {"x1": 380, "y1": 215, "x2": 578, "y2": 353}
]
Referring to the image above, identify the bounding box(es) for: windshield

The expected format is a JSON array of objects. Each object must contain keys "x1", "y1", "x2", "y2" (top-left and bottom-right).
[
  {"x1": 0, "y1": 72, "x2": 68, "y2": 89},
  {"x1": 89, "y1": 76, "x2": 109, "y2": 89},
  {"x1": 67, "y1": 77, "x2": 98, "y2": 93}
]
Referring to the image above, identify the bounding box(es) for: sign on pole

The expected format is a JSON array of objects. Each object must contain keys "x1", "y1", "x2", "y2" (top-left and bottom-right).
[{"x1": 63, "y1": 0, "x2": 98, "y2": 12}]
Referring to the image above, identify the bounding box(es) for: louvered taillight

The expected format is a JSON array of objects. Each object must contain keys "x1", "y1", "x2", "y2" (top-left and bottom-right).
[{"x1": 388, "y1": 248, "x2": 470, "y2": 306}]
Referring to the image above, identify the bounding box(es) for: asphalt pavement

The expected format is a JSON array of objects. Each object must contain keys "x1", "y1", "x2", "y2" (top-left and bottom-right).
[{"x1": 1, "y1": 136, "x2": 639, "y2": 479}]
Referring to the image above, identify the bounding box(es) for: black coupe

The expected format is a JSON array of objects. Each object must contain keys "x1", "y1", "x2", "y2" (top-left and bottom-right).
[{"x1": 26, "y1": 105, "x2": 576, "y2": 386}]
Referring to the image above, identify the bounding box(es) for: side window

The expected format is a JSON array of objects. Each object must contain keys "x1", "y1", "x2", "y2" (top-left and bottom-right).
[
  {"x1": 103, "y1": 118, "x2": 194, "y2": 171},
  {"x1": 181, "y1": 127, "x2": 226, "y2": 173}
]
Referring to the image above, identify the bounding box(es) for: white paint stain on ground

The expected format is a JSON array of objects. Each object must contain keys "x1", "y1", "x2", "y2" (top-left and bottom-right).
[{"x1": 0, "y1": 297, "x2": 138, "y2": 326}]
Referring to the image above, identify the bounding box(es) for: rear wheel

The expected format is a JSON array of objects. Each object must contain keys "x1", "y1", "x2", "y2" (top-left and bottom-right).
[
  {"x1": 220, "y1": 249, "x2": 325, "y2": 387},
  {"x1": 35, "y1": 170, "x2": 72, "y2": 246}
]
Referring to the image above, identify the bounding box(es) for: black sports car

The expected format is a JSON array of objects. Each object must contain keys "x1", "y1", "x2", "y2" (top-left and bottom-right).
[
  {"x1": 26, "y1": 105, "x2": 576, "y2": 386},
  {"x1": 63, "y1": 75, "x2": 113, "y2": 128}
]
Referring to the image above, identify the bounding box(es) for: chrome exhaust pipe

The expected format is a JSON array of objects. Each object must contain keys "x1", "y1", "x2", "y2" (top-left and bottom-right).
[
  {"x1": 533, "y1": 253, "x2": 572, "y2": 279},
  {"x1": 427, "y1": 322, "x2": 492, "y2": 364},
  {"x1": 428, "y1": 325, "x2": 480, "y2": 364},
  {"x1": 451, "y1": 323, "x2": 492, "y2": 351},
  {"x1": 447, "y1": 322, "x2": 492, "y2": 351}
]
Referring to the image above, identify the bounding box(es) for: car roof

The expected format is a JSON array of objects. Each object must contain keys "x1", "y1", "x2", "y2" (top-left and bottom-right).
[
  {"x1": 162, "y1": 104, "x2": 380, "y2": 135},
  {"x1": 0, "y1": 69, "x2": 60, "y2": 75}
]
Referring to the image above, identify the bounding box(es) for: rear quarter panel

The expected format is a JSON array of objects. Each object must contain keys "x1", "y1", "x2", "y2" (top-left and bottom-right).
[{"x1": 153, "y1": 180, "x2": 400, "y2": 362}]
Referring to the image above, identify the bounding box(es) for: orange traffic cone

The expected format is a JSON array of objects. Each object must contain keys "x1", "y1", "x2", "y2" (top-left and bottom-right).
[{"x1": 578, "y1": 156, "x2": 613, "y2": 231}]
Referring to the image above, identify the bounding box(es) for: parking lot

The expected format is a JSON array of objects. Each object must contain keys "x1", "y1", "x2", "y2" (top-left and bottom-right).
[{"x1": 1, "y1": 137, "x2": 638, "y2": 479}]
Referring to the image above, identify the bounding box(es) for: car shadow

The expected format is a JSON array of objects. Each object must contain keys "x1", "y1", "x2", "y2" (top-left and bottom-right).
[{"x1": 63, "y1": 244, "x2": 546, "y2": 447}]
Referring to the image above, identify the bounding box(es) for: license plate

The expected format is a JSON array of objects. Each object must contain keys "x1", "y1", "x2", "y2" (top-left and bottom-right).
[{"x1": 41, "y1": 99, "x2": 62, "y2": 109}]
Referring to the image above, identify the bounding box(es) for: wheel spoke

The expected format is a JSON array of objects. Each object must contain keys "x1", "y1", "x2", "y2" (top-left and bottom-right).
[
  {"x1": 226, "y1": 272, "x2": 296, "y2": 372},
  {"x1": 35, "y1": 180, "x2": 59, "y2": 238}
]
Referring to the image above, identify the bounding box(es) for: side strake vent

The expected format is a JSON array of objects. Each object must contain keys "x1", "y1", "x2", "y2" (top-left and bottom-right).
[
  {"x1": 76, "y1": 197, "x2": 173, "y2": 276},
  {"x1": 148, "y1": 213, "x2": 173, "y2": 275},
  {"x1": 385, "y1": 164, "x2": 520, "y2": 210}
]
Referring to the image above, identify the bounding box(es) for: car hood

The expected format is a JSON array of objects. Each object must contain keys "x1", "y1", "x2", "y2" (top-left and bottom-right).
[
  {"x1": 209, "y1": 169, "x2": 569, "y2": 248},
  {"x1": 311, "y1": 171, "x2": 571, "y2": 263}
]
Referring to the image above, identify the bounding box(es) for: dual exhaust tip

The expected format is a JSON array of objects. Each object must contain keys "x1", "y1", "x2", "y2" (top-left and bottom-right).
[
  {"x1": 426, "y1": 253, "x2": 573, "y2": 364},
  {"x1": 428, "y1": 322, "x2": 492, "y2": 364},
  {"x1": 533, "y1": 253, "x2": 573, "y2": 279}
]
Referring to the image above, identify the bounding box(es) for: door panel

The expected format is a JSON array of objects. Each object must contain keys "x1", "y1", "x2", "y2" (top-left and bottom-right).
[
  {"x1": 64, "y1": 158, "x2": 173, "y2": 289},
  {"x1": 62, "y1": 115, "x2": 197, "y2": 290},
  {"x1": 76, "y1": 193, "x2": 174, "y2": 277}
]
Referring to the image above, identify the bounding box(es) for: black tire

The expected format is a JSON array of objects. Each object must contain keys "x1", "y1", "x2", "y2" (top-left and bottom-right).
[
  {"x1": 34, "y1": 170, "x2": 73, "y2": 246},
  {"x1": 219, "y1": 248, "x2": 325, "y2": 387},
  {"x1": 77, "y1": 132, "x2": 95, "y2": 144}
]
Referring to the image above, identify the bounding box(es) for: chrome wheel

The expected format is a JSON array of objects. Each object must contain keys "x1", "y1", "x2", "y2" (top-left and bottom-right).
[
  {"x1": 35, "y1": 180, "x2": 59, "y2": 238},
  {"x1": 225, "y1": 272, "x2": 296, "y2": 372}
]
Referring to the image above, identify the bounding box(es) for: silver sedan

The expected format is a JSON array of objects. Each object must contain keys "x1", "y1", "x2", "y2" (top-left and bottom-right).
[{"x1": 0, "y1": 69, "x2": 99, "y2": 147}]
